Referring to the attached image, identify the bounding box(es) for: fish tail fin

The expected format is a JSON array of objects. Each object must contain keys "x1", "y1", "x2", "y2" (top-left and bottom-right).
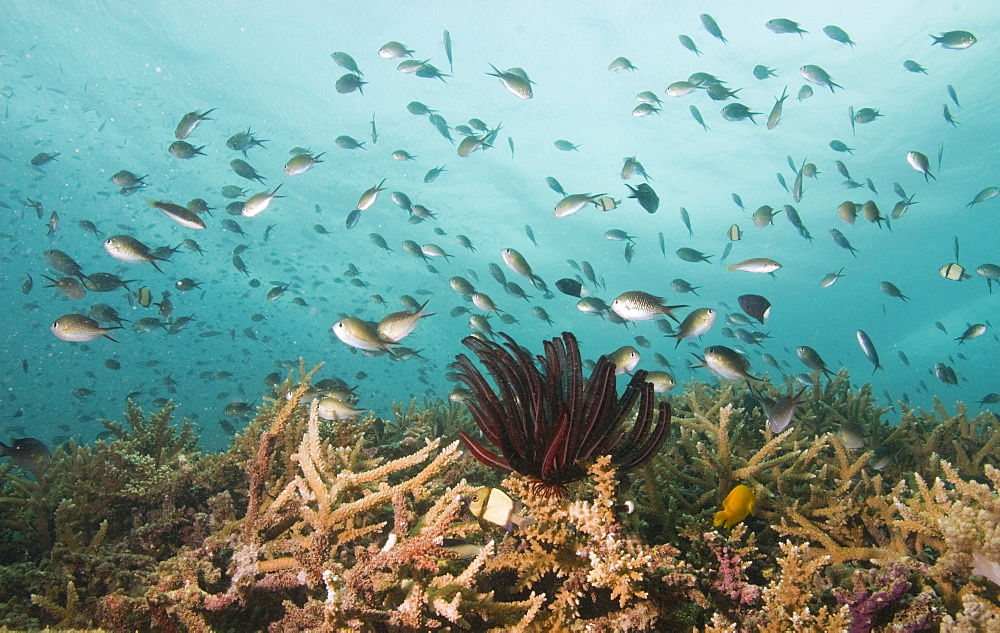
[
  {"x1": 665, "y1": 305, "x2": 687, "y2": 323},
  {"x1": 713, "y1": 510, "x2": 727, "y2": 527},
  {"x1": 415, "y1": 300, "x2": 434, "y2": 317},
  {"x1": 510, "y1": 514, "x2": 537, "y2": 531}
]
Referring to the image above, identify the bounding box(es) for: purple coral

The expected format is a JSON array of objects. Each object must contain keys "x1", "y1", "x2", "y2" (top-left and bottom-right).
[
  {"x1": 833, "y1": 564, "x2": 929, "y2": 633},
  {"x1": 704, "y1": 532, "x2": 760, "y2": 625}
]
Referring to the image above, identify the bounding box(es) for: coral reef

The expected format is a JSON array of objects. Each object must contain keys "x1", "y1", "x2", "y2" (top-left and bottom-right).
[{"x1": 0, "y1": 346, "x2": 998, "y2": 630}]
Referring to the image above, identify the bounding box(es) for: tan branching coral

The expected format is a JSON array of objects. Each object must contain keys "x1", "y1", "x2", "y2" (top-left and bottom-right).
[
  {"x1": 888, "y1": 400, "x2": 1000, "y2": 480},
  {"x1": 644, "y1": 390, "x2": 830, "y2": 545},
  {"x1": 146, "y1": 372, "x2": 549, "y2": 631},
  {"x1": 895, "y1": 460, "x2": 1000, "y2": 604},
  {"x1": 745, "y1": 541, "x2": 851, "y2": 632},
  {"x1": 4, "y1": 360, "x2": 1000, "y2": 630},
  {"x1": 29, "y1": 580, "x2": 81, "y2": 629},
  {"x1": 485, "y1": 455, "x2": 701, "y2": 631}
]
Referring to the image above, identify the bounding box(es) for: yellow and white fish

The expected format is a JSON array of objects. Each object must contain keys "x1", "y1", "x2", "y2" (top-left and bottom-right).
[
  {"x1": 315, "y1": 397, "x2": 365, "y2": 421},
  {"x1": 242, "y1": 185, "x2": 285, "y2": 217},
  {"x1": 486, "y1": 64, "x2": 533, "y2": 99},
  {"x1": 104, "y1": 235, "x2": 167, "y2": 273},
  {"x1": 332, "y1": 317, "x2": 399, "y2": 354},
  {"x1": 727, "y1": 258, "x2": 782, "y2": 275},
  {"x1": 149, "y1": 200, "x2": 205, "y2": 229},
  {"x1": 51, "y1": 314, "x2": 119, "y2": 342},
  {"x1": 464, "y1": 486, "x2": 536, "y2": 532},
  {"x1": 376, "y1": 301, "x2": 434, "y2": 343},
  {"x1": 610, "y1": 291, "x2": 687, "y2": 322},
  {"x1": 357, "y1": 178, "x2": 387, "y2": 211}
]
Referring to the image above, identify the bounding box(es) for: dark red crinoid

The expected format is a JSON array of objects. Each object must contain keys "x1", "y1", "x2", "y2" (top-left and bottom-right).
[{"x1": 453, "y1": 331, "x2": 671, "y2": 496}]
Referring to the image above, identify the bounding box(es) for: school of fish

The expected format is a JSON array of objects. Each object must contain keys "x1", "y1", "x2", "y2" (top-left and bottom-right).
[{"x1": 1, "y1": 5, "x2": 997, "y2": 460}]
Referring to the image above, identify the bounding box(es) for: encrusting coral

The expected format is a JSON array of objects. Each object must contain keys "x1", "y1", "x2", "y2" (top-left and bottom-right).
[{"x1": 0, "y1": 340, "x2": 998, "y2": 630}]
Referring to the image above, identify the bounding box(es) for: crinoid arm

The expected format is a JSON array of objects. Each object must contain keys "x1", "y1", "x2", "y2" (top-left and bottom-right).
[{"x1": 454, "y1": 331, "x2": 671, "y2": 493}]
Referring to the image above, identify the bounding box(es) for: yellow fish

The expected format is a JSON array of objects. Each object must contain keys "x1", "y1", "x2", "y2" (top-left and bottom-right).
[
  {"x1": 713, "y1": 484, "x2": 755, "y2": 528},
  {"x1": 465, "y1": 486, "x2": 536, "y2": 532}
]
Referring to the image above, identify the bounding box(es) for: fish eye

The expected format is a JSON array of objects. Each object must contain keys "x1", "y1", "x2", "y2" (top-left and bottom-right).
[{"x1": 51, "y1": 321, "x2": 59, "y2": 328}]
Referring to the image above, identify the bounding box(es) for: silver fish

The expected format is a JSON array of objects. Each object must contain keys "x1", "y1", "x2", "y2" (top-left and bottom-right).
[{"x1": 856, "y1": 330, "x2": 883, "y2": 374}]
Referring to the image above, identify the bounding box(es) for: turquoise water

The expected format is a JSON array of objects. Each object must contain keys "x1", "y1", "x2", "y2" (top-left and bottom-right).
[{"x1": 1, "y1": 1, "x2": 997, "y2": 451}]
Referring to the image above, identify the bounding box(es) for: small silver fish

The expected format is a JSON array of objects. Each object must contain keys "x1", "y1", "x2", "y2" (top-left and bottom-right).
[{"x1": 856, "y1": 330, "x2": 883, "y2": 374}]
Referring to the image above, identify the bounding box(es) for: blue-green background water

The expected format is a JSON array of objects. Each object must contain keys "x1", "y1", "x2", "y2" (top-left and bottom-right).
[{"x1": 1, "y1": 1, "x2": 997, "y2": 451}]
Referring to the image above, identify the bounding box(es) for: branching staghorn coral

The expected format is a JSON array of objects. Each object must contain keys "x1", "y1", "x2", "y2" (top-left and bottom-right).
[
  {"x1": 641, "y1": 390, "x2": 829, "y2": 545},
  {"x1": 387, "y1": 397, "x2": 474, "y2": 448},
  {"x1": 640, "y1": 375, "x2": 992, "y2": 566},
  {"x1": 895, "y1": 460, "x2": 1000, "y2": 608},
  {"x1": 0, "y1": 396, "x2": 222, "y2": 629},
  {"x1": 149, "y1": 385, "x2": 546, "y2": 631},
  {"x1": 484, "y1": 455, "x2": 703, "y2": 631},
  {"x1": 795, "y1": 370, "x2": 890, "y2": 439},
  {"x1": 242, "y1": 361, "x2": 323, "y2": 544},
  {"x1": 887, "y1": 399, "x2": 1000, "y2": 481},
  {"x1": 4, "y1": 360, "x2": 1000, "y2": 630},
  {"x1": 744, "y1": 541, "x2": 851, "y2": 632}
]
